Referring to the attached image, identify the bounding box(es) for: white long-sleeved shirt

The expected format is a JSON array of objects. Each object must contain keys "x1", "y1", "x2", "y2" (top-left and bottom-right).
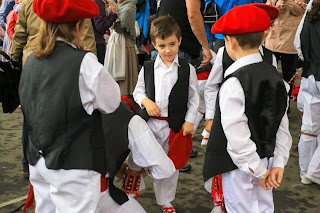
[
  {"x1": 133, "y1": 54, "x2": 200, "y2": 124},
  {"x1": 204, "y1": 46, "x2": 277, "y2": 120},
  {"x1": 77, "y1": 43, "x2": 175, "y2": 179},
  {"x1": 293, "y1": 0, "x2": 314, "y2": 61},
  {"x1": 218, "y1": 53, "x2": 292, "y2": 179}
]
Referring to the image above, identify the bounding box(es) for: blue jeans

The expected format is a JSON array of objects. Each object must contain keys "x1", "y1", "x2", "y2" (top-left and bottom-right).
[{"x1": 22, "y1": 115, "x2": 29, "y2": 170}]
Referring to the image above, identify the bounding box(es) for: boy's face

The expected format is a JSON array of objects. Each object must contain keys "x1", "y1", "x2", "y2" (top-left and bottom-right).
[{"x1": 152, "y1": 34, "x2": 181, "y2": 66}]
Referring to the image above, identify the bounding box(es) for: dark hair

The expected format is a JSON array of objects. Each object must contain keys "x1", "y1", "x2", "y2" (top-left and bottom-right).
[
  {"x1": 307, "y1": 1, "x2": 320, "y2": 23},
  {"x1": 226, "y1": 32, "x2": 264, "y2": 50},
  {"x1": 150, "y1": 15, "x2": 181, "y2": 43}
]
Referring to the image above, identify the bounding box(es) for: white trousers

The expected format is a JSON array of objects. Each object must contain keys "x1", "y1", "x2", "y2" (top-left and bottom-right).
[
  {"x1": 193, "y1": 79, "x2": 207, "y2": 134},
  {"x1": 222, "y1": 158, "x2": 274, "y2": 213},
  {"x1": 98, "y1": 188, "x2": 146, "y2": 213},
  {"x1": 297, "y1": 76, "x2": 320, "y2": 181},
  {"x1": 147, "y1": 118, "x2": 179, "y2": 205},
  {"x1": 29, "y1": 157, "x2": 101, "y2": 213}
]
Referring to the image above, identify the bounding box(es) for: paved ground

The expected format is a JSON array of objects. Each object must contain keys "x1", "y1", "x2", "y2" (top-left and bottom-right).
[{"x1": 0, "y1": 101, "x2": 320, "y2": 213}]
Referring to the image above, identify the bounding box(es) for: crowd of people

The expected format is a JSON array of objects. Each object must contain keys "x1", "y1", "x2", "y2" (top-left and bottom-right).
[{"x1": 0, "y1": 0, "x2": 319, "y2": 213}]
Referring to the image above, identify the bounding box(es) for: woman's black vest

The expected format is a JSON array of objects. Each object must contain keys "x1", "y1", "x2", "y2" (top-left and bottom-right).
[
  {"x1": 139, "y1": 58, "x2": 189, "y2": 133},
  {"x1": 203, "y1": 62, "x2": 287, "y2": 182},
  {"x1": 157, "y1": 0, "x2": 205, "y2": 58}
]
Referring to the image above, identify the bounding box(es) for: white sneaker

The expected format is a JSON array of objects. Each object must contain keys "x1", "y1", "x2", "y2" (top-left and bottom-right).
[
  {"x1": 305, "y1": 174, "x2": 320, "y2": 185},
  {"x1": 301, "y1": 179, "x2": 313, "y2": 185},
  {"x1": 201, "y1": 138, "x2": 208, "y2": 146}
]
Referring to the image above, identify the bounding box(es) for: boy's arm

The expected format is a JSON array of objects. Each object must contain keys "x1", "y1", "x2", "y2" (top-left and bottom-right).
[
  {"x1": 185, "y1": 64, "x2": 200, "y2": 125},
  {"x1": 268, "y1": 84, "x2": 292, "y2": 188},
  {"x1": 204, "y1": 47, "x2": 224, "y2": 120},
  {"x1": 220, "y1": 77, "x2": 268, "y2": 180},
  {"x1": 133, "y1": 67, "x2": 148, "y2": 109}
]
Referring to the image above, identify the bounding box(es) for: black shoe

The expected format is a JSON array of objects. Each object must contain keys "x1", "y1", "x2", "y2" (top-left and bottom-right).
[
  {"x1": 22, "y1": 168, "x2": 29, "y2": 179},
  {"x1": 179, "y1": 164, "x2": 192, "y2": 172},
  {"x1": 190, "y1": 149, "x2": 198, "y2": 158}
]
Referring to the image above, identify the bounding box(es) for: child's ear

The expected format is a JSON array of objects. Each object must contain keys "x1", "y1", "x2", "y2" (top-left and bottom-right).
[
  {"x1": 152, "y1": 41, "x2": 157, "y2": 49},
  {"x1": 178, "y1": 37, "x2": 182, "y2": 46},
  {"x1": 75, "y1": 20, "x2": 81, "y2": 32},
  {"x1": 226, "y1": 35, "x2": 237, "y2": 50}
]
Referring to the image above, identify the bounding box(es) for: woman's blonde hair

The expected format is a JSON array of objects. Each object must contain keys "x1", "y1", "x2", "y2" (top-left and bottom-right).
[{"x1": 31, "y1": 20, "x2": 85, "y2": 58}]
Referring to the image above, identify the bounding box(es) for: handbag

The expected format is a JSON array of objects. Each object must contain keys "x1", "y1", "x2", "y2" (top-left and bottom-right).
[{"x1": 203, "y1": 1, "x2": 219, "y2": 24}]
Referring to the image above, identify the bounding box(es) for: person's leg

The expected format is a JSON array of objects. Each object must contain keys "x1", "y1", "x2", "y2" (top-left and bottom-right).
[
  {"x1": 96, "y1": 43, "x2": 106, "y2": 65},
  {"x1": 22, "y1": 115, "x2": 29, "y2": 178},
  {"x1": 280, "y1": 53, "x2": 298, "y2": 96},
  {"x1": 153, "y1": 170, "x2": 179, "y2": 206},
  {"x1": 36, "y1": 158, "x2": 101, "y2": 213},
  {"x1": 29, "y1": 158, "x2": 58, "y2": 213},
  {"x1": 98, "y1": 189, "x2": 146, "y2": 213},
  {"x1": 305, "y1": 77, "x2": 320, "y2": 183},
  {"x1": 222, "y1": 169, "x2": 258, "y2": 213}
]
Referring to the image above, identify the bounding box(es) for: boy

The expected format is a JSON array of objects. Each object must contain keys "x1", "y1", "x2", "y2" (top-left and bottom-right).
[
  {"x1": 133, "y1": 15, "x2": 200, "y2": 213},
  {"x1": 202, "y1": 5, "x2": 292, "y2": 213}
]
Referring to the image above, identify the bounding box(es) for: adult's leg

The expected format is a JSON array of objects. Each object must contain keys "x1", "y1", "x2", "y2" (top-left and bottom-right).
[
  {"x1": 21, "y1": 115, "x2": 29, "y2": 178},
  {"x1": 96, "y1": 43, "x2": 106, "y2": 65},
  {"x1": 280, "y1": 53, "x2": 298, "y2": 96}
]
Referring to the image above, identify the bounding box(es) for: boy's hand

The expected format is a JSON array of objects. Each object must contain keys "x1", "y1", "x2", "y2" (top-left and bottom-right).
[
  {"x1": 259, "y1": 169, "x2": 271, "y2": 190},
  {"x1": 205, "y1": 120, "x2": 213, "y2": 133},
  {"x1": 182, "y1": 121, "x2": 194, "y2": 136},
  {"x1": 142, "y1": 98, "x2": 161, "y2": 117},
  {"x1": 267, "y1": 167, "x2": 284, "y2": 189}
]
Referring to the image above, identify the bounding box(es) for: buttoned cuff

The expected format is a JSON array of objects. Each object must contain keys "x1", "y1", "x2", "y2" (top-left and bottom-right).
[{"x1": 205, "y1": 110, "x2": 214, "y2": 120}]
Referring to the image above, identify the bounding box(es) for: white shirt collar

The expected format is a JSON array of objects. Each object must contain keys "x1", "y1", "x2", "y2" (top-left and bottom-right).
[
  {"x1": 56, "y1": 37, "x2": 77, "y2": 49},
  {"x1": 154, "y1": 54, "x2": 180, "y2": 69},
  {"x1": 224, "y1": 53, "x2": 263, "y2": 77}
]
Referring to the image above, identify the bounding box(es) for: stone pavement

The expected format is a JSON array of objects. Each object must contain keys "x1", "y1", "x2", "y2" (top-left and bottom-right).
[{"x1": 0, "y1": 102, "x2": 320, "y2": 213}]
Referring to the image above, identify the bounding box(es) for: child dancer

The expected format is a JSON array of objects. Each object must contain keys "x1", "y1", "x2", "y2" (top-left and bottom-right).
[
  {"x1": 18, "y1": 0, "x2": 121, "y2": 212},
  {"x1": 133, "y1": 15, "x2": 200, "y2": 213},
  {"x1": 297, "y1": 0, "x2": 320, "y2": 185},
  {"x1": 203, "y1": 5, "x2": 292, "y2": 213}
]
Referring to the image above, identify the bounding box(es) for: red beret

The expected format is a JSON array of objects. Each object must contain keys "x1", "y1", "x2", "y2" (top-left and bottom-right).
[
  {"x1": 211, "y1": 5, "x2": 271, "y2": 35},
  {"x1": 251, "y1": 3, "x2": 279, "y2": 20},
  {"x1": 33, "y1": 0, "x2": 99, "y2": 23},
  {"x1": 168, "y1": 131, "x2": 192, "y2": 170}
]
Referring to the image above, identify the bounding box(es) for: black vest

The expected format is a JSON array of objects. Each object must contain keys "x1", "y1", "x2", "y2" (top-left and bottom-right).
[
  {"x1": 19, "y1": 43, "x2": 106, "y2": 174},
  {"x1": 102, "y1": 101, "x2": 134, "y2": 205},
  {"x1": 139, "y1": 58, "x2": 190, "y2": 133},
  {"x1": 222, "y1": 46, "x2": 274, "y2": 74},
  {"x1": 157, "y1": 0, "x2": 205, "y2": 58},
  {"x1": 203, "y1": 62, "x2": 287, "y2": 182}
]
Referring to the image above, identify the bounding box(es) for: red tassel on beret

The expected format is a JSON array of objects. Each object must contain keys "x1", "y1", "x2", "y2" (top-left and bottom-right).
[
  {"x1": 251, "y1": 3, "x2": 279, "y2": 21},
  {"x1": 211, "y1": 5, "x2": 271, "y2": 35},
  {"x1": 33, "y1": 0, "x2": 99, "y2": 23}
]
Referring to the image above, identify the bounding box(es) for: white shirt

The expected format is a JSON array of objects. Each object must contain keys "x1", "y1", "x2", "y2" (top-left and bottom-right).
[
  {"x1": 294, "y1": 0, "x2": 314, "y2": 61},
  {"x1": 55, "y1": 38, "x2": 121, "y2": 115},
  {"x1": 79, "y1": 51, "x2": 121, "y2": 115},
  {"x1": 219, "y1": 53, "x2": 292, "y2": 179},
  {"x1": 133, "y1": 55, "x2": 200, "y2": 124},
  {"x1": 204, "y1": 46, "x2": 277, "y2": 120}
]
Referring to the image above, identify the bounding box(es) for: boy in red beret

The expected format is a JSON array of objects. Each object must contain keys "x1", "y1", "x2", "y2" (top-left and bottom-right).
[
  {"x1": 18, "y1": 0, "x2": 122, "y2": 212},
  {"x1": 133, "y1": 15, "x2": 200, "y2": 213},
  {"x1": 202, "y1": 5, "x2": 292, "y2": 213}
]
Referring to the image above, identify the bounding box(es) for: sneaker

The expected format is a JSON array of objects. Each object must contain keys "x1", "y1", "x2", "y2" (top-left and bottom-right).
[
  {"x1": 201, "y1": 137, "x2": 208, "y2": 146},
  {"x1": 179, "y1": 164, "x2": 192, "y2": 172},
  {"x1": 190, "y1": 149, "x2": 198, "y2": 158},
  {"x1": 301, "y1": 178, "x2": 313, "y2": 185},
  {"x1": 161, "y1": 206, "x2": 176, "y2": 213},
  {"x1": 305, "y1": 174, "x2": 320, "y2": 185},
  {"x1": 22, "y1": 168, "x2": 29, "y2": 179}
]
